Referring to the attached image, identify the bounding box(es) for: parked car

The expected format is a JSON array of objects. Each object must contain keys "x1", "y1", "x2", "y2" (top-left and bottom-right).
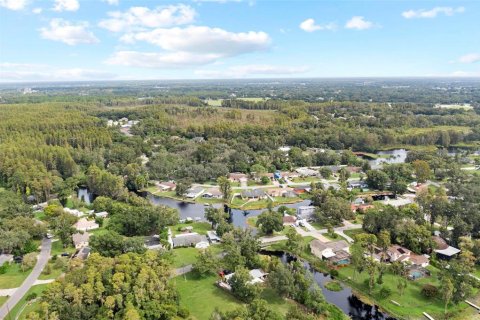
[
  {"x1": 61, "y1": 253, "x2": 70, "y2": 257},
  {"x1": 46, "y1": 233, "x2": 53, "y2": 239},
  {"x1": 13, "y1": 256, "x2": 23, "y2": 263}
]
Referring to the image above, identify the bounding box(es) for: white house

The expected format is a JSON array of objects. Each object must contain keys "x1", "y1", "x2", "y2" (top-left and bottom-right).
[{"x1": 296, "y1": 206, "x2": 316, "y2": 220}]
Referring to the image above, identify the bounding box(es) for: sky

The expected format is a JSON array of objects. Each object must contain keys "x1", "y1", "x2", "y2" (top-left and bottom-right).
[{"x1": 0, "y1": 0, "x2": 479, "y2": 82}]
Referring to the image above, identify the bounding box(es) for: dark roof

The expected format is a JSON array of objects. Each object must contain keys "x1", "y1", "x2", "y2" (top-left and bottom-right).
[
  {"x1": 172, "y1": 233, "x2": 207, "y2": 247},
  {"x1": 241, "y1": 189, "x2": 266, "y2": 198}
]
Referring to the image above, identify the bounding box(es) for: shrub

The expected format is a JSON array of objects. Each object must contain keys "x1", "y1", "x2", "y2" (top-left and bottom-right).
[
  {"x1": 329, "y1": 269, "x2": 339, "y2": 277},
  {"x1": 0, "y1": 262, "x2": 9, "y2": 274},
  {"x1": 378, "y1": 287, "x2": 392, "y2": 299},
  {"x1": 421, "y1": 284, "x2": 438, "y2": 298},
  {"x1": 42, "y1": 264, "x2": 52, "y2": 275},
  {"x1": 26, "y1": 292, "x2": 37, "y2": 301}
]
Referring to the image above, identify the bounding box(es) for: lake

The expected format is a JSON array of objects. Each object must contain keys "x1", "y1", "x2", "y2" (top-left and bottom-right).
[
  {"x1": 369, "y1": 149, "x2": 408, "y2": 169},
  {"x1": 147, "y1": 194, "x2": 311, "y2": 228}
]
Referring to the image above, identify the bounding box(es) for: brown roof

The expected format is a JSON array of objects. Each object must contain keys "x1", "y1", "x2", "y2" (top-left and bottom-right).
[
  {"x1": 229, "y1": 173, "x2": 248, "y2": 180},
  {"x1": 409, "y1": 254, "x2": 429, "y2": 266},
  {"x1": 283, "y1": 215, "x2": 297, "y2": 224},
  {"x1": 432, "y1": 236, "x2": 449, "y2": 250},
  {"x1": 72, "y1": 232, "x2": 90, "y2": 245}
]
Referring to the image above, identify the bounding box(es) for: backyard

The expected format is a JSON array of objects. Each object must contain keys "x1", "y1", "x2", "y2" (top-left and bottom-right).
[{"x1": 173, "y1": 273, "x2": 293, "y2": 320}]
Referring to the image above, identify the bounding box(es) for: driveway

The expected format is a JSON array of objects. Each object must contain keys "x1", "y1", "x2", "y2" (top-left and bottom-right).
[{"x1": 0, "y1": 238, "x2": 51, "y2": 320}]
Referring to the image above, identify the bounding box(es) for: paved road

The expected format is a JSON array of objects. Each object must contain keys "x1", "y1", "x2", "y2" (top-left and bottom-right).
[{"x1": 0, "y1": 238, "x2": 51, "y2": 320}]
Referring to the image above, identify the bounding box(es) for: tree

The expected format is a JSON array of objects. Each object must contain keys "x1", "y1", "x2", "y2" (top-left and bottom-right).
[
  {"x1": 366, "y1": 170, "x2": 389, "y2": 190},
  {"x1": 412, "y1": 160, "x2": 431, "y2": 183},
  {"x1": 268, "y1": 262, "x2": 295, "y2": 298},
  {"x1": 350, "y1": 243, "x2": 365, "y2": 280},
  {"x1": 228, "y1": 266, "x2": 261, "y2": 303},
  {"x1": 441, "y1": 278, "x2": 454, "y2": 318},
  {"x1": 285, "y1": 227, "x2": 302, "y2": 255},
  {"x1": 320, "y1": 167, "x2": 332, "y2": 179},
  {"x1": 50, "y1": 213, "x2": 77, "y2": 247},
  {"x1": 256, "y1": 210, "x2": 283, "y2": 235},
  {"x1": 90, "y1": 231, "x2": 146, "y2": 257},
  {"x1": 21, "y1": 252, "x2": 37, "y2": 271},
  {"x1": 194, "y1": 248, "x2": 220, "y2": 277},
  {"x1": 217, "y1": 176, "x2": 232, "y2": 203},
  {"x1": 205, "y1": 206, "x2": 227, "y2": 229},
  {"x1": 397, "y1": 277, "x2": 408, "y2": 296},
  {"x1": 175, "y1": 179, "x2": 191, "y2": 198}
]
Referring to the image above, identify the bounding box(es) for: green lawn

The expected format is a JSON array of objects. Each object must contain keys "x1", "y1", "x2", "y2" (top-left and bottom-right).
[
  {"x1": 0, "y1": 263, "x2": 33, "y2": 289},
  {"x1": 38, "y1": 258, "x2": 67, "y2": 280},
  {"x1": 0, "y1": 296, "x2": 7, "y2": 307},
  {"x1": 343, "y1": 228, "x2": 365, "y2": 239},
  {"x1": 172, "y1": 222, "x2": 212, "y2": 236},
  {"x1": 7, "y1": 284, "x2": 49, "y2": 320},
  {"x1": 172, "y1": 245, "x2": 224, "y2": 269},
  {"x1": 174, "y1": 273, "x2": 292, "y2": 320},
  {"x1": 50, "y1": 240, "x2": 76, "y2": 257},
  {"x1": 34, "y1": 211, "x2": 46, "y2": 221},
  {"x1": 172, "y1": 247, "x2": 200, "y2": 268},
  {"x1": 321, "y1": 232, "x2": 347, "y2": 242},
  {"x1": 337, "y1": 265, "x2": 475, "y2": 319},
  {"x1": 474, "y1": 266, "x2": 480, "y2": 278}
]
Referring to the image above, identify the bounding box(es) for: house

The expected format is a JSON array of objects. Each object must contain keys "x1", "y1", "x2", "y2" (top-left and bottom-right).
[
  {"x1": 75, "y1": 247, "x2": 91, "y2": 260},
  {"x1": 432, "y1": 236, "x2": 461, "y2": 259},
  {"x1": 207, "y1": 231, "x2": 221, "y2": 243},
  {"x1": 241, "y1": 189, "x2": 266, "y2": 200},
  {"x1": 157, "y1": 181, "x2": 176, "y2": 191},
  {"x1": 387, "y1": 245, "x2": 411, "y2": 263},
  {"x1": 74, "y1": 218, "x2": 99, "y2": 231},
  {"x1": 224, "y1": 269, "x2": 268, "y2": 286},
  {"x1": 266, "y1": 187, "x2": 296, "y2": 198},
  {"x1": 202, "y1": 188, "x2": 223, "y2": 199},
  {"x1": 293, "y1": 186, "x2": 311, "y2": 195},
  {"x1": 296, "y1": 206, "x2": 316, "y2": 220},
  {"x1": 409, "y1": 254, "x2": 430, "y2": 268},
  {"x1": 295, "y1": 167, "x2": 319, "y2": 177},
  {"x1": 185, "y1": 187, "x2": 205, "y2": 199},
  {"x1": 95, "y1": 211, "x2": 108, "y2": 218},
  {"x1": 282, "y1": 214, "x2": 297, "y2": 225},
  {"x1": 380, "y1": 197, "x2": 414, "y2": 208},
  {"x1": 144, "y1": 235, "x2": 162, "y2": 250},
  {"x1": 64, "y1": 207, "x2": 84, "y2": 217},
  {"x1": 239, "y1": 177, "x2": 248, "y2": 188},
  {"x1": 310, "y1": 239, "x2": 351, "y2": 266},
  {"x1": 72, "y1": 232, "x2": 90, "y2": 249},
  {"x1": 228, "y1": 173, "x2": 248, "y2": 182},
  {"x1": 351, "y1": 203, "x2": 374, "y2": 213},
  {"x1": 172, "y1": 233, "x2": 208, "y2": 248}
]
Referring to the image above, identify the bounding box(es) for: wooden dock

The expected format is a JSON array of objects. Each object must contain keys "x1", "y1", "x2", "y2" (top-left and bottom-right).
[
  {"x1": 465, "y1": 300, "x2": 480, "y2": 312},
  {"x1": 423, "y1": 312, "x2": 435, "y2": 320}
]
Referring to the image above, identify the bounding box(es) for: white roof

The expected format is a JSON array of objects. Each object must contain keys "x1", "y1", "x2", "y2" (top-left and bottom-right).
[
  {"x1": 322, "y1": 250, "x2": 336, "y2": 258},
  {"x1": 435, "y1": 246, "x2": 461, "y2": 256}
]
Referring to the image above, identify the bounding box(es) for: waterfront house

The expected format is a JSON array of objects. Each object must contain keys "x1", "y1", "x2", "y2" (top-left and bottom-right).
[
  {"x1": 432, "y1": 236, "x2": 461, "y2": 259},
  {"x1": 172, "y1": 233, "x2": 208, "y2": 248},
  {"x1": 241, "y1": 189, "x2": 266, "y2": 200},
  {"x1": 296, "y1": 205, "x2": 316, "y2": 220},
  {"x1": 185, "y1": 187, "x2": 205, "y2": 199},
  {"x1": 310, "y1": 239, "x2": 351, "y2": 266}
]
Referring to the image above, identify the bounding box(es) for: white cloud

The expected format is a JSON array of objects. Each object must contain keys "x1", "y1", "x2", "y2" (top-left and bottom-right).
[
  {"x1": 99, "y1": 4, "x2": 196, "y2": 32},
  {"x1": 345, "y1": 16, "x2": 374, "y2": 30},
  {"x1": 450, "y1": 70, "x2": 480, "y2": 77},
  {"x1": 103, "y1": 0, "x2": 119, "y2": 5},
  {"x1": 0, "y1": 0, "x2": 28, "y2": 11},
  {"x1": 32, "y1": 7, "x2": 42, "y2": 14},
  {"x1": 39, "y1": 19, "x2": 99, "y2": 46},
  {"x1": 299, "y1": 19, "x2": 336, "y2": 32},
  {"x1": 0, "y1": 63, "x2": 117, "y2": 82},
  {"x1": 402, "y1": 7, "x2": 464, "y2": 19},
  {"x1": 53, "y1": 0, "x2": 79, "y2": 12},
  {"x1": 195, "y1": 64, "x2": 310, "y2": 78},
  {"x1": 458, "y1": 53, "x2": 480, "y2": 64},
  {"x1": 108, "y1": 26, "x2": 271, "y2": 68}
]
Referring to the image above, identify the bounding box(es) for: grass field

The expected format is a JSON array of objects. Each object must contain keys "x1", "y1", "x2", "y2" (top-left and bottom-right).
[
  {"x1": 173, "y1": 272, "x2": 292, "y2": 320},
  {"x1": 0, "y1": 263, "x2": 33, "y2": 289},
  {"x1": 172, "y1": 222, "x2": 212, "y2": 236},
  {"x1": 172, "y1": 245, "x2": 224, "y2": 269},
  {"x1": 337, "y1": 265, "x2": 475, "y2": 319},
  {"x1": 0, "y1": 296, "x2": 7, "y2": 307},
  {"x1": 7, "y1": 284, "x2": 49, "y2": 320},
  {"x1": 50, "y1": 240, "x2": 76, "y2": 257},
  {"x1": 343, "y1": 228, "x2": 365, "y2": 239}
]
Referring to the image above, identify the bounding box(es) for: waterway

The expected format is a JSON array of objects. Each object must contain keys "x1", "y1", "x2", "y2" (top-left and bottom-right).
[{"x1": 268, "y1": 251, "x2": 396, "y2": 320}]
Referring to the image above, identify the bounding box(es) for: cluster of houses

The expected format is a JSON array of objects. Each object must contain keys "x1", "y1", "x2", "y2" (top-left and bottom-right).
[{"x1": 106, "y1": 118, "x2": 139, "y2": 127}]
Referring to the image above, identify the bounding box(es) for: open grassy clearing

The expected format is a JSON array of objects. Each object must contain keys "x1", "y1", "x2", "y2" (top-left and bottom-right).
[
  {"x1": 7, "y1": 284, "x2": 48, "y2": 320},
  {"x1": 171, "y1": 222, "x2": 212, "y2": 236},
  {"x1": 337, "y1": 265, "x2": 477, "y2": 319},
  {"x1": 343, "y1": 228, "x2": 365, "y2": 239},
  {"x1": 174, "y1": 272, "x2": 292, "y2": 320},
  {"x1": 0, "y1": 263, "x2": 33, "y2": 289},
  {"x1": 50, "y1": 240, "x2": 76, "y2": 257}
]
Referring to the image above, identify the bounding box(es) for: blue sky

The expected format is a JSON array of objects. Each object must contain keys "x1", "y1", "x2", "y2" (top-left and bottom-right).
[{"x1": 0, "y1": 0, "x2": 479, "y2": 81}]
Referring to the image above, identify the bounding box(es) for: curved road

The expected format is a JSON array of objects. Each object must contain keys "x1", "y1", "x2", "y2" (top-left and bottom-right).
[{"x1": 0, "y1": 238, "x2": 51, "y2": 320}]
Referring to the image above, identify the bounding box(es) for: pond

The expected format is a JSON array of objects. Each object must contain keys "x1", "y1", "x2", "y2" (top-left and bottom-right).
[
  {"x1": 369, "y1": 149, "x2": 408, "y2": 169},
  {"x1": 266, "y1": 251, "x2": 396, "y2": 320},
  {"x1": 147, "y1": 193, "x2": 311, "y2": 228}
]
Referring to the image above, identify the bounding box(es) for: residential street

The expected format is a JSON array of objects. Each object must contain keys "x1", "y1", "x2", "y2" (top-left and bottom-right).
[{"x1": 0, "y1": 238, "x2": 51, "y2": 320}]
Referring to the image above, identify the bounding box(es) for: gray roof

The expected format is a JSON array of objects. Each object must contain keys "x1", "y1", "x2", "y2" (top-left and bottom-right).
[
  {"x1": 241, "y1": 189, "x2": 266, "y2": 198},
  {"x1": 172, "y1": 233, "x2": 207, "y2": 248},
  {"x1": 310, "y1": 239, "x2": 349, "y2": 253}
]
